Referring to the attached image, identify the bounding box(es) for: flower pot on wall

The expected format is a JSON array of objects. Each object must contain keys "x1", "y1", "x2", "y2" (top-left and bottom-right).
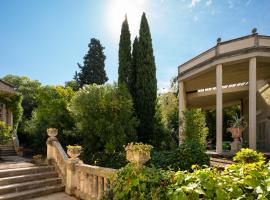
[
  {"x1": 67, "y1": 148, "x2": 81, "y2": 159},
  {"x1": 125, "y1": 143, "x2": 153, "y2": 167}
]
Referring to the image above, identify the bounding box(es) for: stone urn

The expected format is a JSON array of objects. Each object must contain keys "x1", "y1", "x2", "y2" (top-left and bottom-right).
[
  {"x1": 227, "y1": 127, "x2": 244, "y2": 153},
  {"x1": 125, "y1": 143, "x2": 153, "y2": 167},
  {"x1": 67, "y1": 146, "x2": 82, "y2": 159},
  {"x1": 47, "y1": 128, "x2": 58, "y2": 138}
]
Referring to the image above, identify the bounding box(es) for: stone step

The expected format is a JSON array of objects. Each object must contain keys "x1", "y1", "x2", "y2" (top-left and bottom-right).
[
  {"x1": 0, "y1": 166, "x2": 55, "y2": 178},
  {"x1": 0, "y1": 184, "x2": 64, "y2": 200},
  {"x1": 0, "y1": 177, "x2": 62, "y2": 195},
  {"x1": 0, "y1": 172, "x2": 58, "y2": 186}
]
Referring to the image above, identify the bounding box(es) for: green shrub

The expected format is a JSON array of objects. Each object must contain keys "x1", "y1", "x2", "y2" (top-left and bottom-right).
[
  {"x1": 84, "y1": 151, "x2": 127, "y2": 169},
  {"x1": 183, "y1": 109, "x2": 208, "y2": 147},
  {"x1": 110, "y1": 164, "x2": 174, "y2": 200},
  {"x1": 150, "y1": 140, "x2": 210, "y2": 171},
  {"x1": 109, "y1": 161, "x2": 270, "y2": 200},
  {"x1": 69, "y1": 84, "x2": 138, "y2": 160},
  {"x1": 0, "y1": 121, "x2": 12, "y2": 144},
  {"x1": 233, "y1": 148, "x2": 265, "y2": 164}
]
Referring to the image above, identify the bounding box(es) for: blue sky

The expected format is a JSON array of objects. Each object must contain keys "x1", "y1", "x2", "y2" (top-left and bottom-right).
[{"x1": 1, "y1": 0, "x2": 270, "y2": 92}]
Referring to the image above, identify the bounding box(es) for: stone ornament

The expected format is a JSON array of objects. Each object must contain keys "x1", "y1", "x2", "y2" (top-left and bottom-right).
[{"x1": 125, "y1": 142, "x2": 153, "y2": 167}]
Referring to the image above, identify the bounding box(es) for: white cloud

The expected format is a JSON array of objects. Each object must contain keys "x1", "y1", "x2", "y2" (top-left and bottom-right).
[
  {"x1": 188, "y1": 0, "x2": 201, "y2": 8},
  {"x1": 206, "y1": 0, "x2": 212, "y2": 6}
]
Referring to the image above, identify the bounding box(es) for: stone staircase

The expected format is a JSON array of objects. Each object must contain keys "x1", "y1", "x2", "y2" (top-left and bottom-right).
[
  {"x1": 0, "y1": 145, "x2": 17, "y2": 157},
  {"x1": 0, "y1": 165, "x2": 64, "y2": 200}
]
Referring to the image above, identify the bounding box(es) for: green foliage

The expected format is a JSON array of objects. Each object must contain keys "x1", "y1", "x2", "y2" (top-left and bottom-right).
[
  {"x1": 2, "y1": 75, "x2": 41, "y2": 146},
  {"x1": 110, "y1": 164, "x2": 174, "y2": 200},
  {"x1": 74, "y1": 38, "x2": 108, "y2": 87},
  {"x1": 150, "y1": 140, "x2": 210, "y2": 171},
  {"x1": 125, "y1": 142, "x2": 153, "y2": 153},
  {"x1": 0, "y1": 91, "x2": 23, "y2": 130},
  {"x1": 233, "y1": 148, "x2": 265, "y2": 164},
  {"x1": 110, "y1": 160, "x2": 270, "y2": 200},
  {"x1": 26, "y1": 86, "x2": 76, "y2": 152},
  {"x1": 69, "y1": 84, "x2": 138, "y2": 160},
  {"x1": 118, "y1": 16, "x2": 132, "y2": 89},
  {"x1": 183, "y1": 109, "x2": 208, "y2": 146},
  {"x1": 0, "y1": 121, "x2": 12, "y2": 144},
  {"x1": 158, "y1": 92, "x2": 179, "y2": 147},
  {"x1": 130, "y1": 37, "x2": 139, "y2": 112},
  {"x1": 85, "y1": 151, "x2": 127, "y2": 169},
  {"x1": 229, "y1": 114, "x2": 248, "y2": 128},
  {"x1": 135, "y1": 13, "x2": 157, "y2": 144},
  {"x1": 65, "y1": 80, "x2": 80, "y2": 91}
]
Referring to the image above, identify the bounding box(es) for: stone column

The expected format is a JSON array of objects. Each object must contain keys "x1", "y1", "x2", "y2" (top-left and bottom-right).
[
  {"x1": 66, "y1": 158, "x2": 81, "y2": 196},
  {"x1": 249, "y1": 57, "x2": 257, "y2": 150},
  {"x1": 2, "y1": 104, "x2": 7, "y2": 123},
  {"x1": 178, "y1": 81, "x2": 187, "y2": 145},
  {"x1": 46, "y1": 128, "x2": 58, "y2": 163},
  {"x1": 216, "y1": 64, "x2": 223, "y2": 154}
]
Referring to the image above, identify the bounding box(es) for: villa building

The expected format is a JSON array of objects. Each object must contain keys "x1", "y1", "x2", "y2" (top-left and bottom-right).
[
  {"x1": 178, "y1": 32, "x2": 270, "y2": 153},
  {"x1": 0, "y1": 79, "x2": 15, "y2": 127}
]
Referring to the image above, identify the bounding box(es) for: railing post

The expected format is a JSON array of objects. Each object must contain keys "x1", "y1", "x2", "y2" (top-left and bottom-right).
[
  {"x1": 46, "y1": 128, "x2": 58, "y2": 164},
  {"x1": 66, "y1": 148, "x2": 83, "y2": 196}
]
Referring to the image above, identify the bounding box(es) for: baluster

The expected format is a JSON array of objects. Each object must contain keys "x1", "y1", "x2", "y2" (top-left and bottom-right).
[
  {"x1": 97, "y1": 176, "x2": 104, "y2": 199},
  {"x1": 93, "y1": 175, "x2": 98, "y2": 198},
  {"x1": 79, "y1": 171, "x2": 85, "y2": 199},
  {"x1": 89, "y1": 174, "x2": 93, "y2": 198},
  {"x1": 104, "y1": 178, "x2": 109, "y2": 193}
]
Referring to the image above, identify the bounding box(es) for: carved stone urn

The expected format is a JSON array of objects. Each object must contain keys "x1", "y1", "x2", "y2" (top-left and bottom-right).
[
  {"x1": 67, "y1": 146, "x2": 82, "y2": 159},
  {"x1": 227, "y1": 127, "x2": 244, "y2": 153},
  {"x1": 125, "y1": 143, "x2": 153, "y2": 167},
  {"x1": 47, "y1": 128, "x2": 58, "y2": 138}
]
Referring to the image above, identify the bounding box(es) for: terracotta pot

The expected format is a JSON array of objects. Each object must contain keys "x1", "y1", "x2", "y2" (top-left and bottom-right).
[
  {"x1": 47, "y1": 128, "x2": 58, "y2": 137},
  {"x1": 126, "y1": 150, "x2": 151, "y2": 166},
  {"x1": 67, "y1": 148, "x2": 81, "y2": 159},
  {"x1": 227, "y1": 127, "x2": 244, "y2": 139}
]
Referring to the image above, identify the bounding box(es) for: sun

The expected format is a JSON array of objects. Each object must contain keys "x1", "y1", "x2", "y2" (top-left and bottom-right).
[{"x1": 105, "y1": 0, "x2": 147, "y2": 39}]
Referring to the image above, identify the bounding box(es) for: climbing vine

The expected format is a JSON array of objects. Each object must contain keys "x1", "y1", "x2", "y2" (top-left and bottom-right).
[{"x1": 0, "y1": 91, "x2": 23, "y2": 129}]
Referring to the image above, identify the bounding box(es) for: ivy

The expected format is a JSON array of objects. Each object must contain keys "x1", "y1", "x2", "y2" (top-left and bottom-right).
[{"x1": 0, "y1": 91, "x2": 23, "y2": 129}]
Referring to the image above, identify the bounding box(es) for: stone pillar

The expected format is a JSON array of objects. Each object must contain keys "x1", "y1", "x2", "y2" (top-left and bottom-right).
[
  {"x1": 216, "y1": 64, "x2": 223, "y2": 154},
  {"x1": 249, "y1": 57, "x2": 257, "y2": 150},
  {"x1": 2, "y1": 104, "x2": 7, "y2": 123},
  {"x1": 46, "y1": 128, "x2": 58, "y2": 163},
  {"x1": 178, "y1": 81, "x2": 187, "y2": 145},
  {"x1": 66, "y1": 158, "x2": 81, "y2": 195}
]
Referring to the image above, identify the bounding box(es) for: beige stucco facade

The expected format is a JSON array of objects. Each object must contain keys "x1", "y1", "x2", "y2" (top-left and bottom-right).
[
  {"x1": 0, "y1": 80, "x2": 15, "y2": 127},
  {"x1": 178, "y1": 33, "x2": 270, "y2": 153}
]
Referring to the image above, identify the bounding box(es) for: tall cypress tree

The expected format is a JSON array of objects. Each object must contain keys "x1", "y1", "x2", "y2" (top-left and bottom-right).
[
  {"x1": 130, "y1": 37, "x2": 139, "y2": 112},
  {"x1": 118, "y1": 15, "x2": 132, "y2": 89},
  {"x1": 75, "y1": 38, "x2": 108, "y2": 87},
  {"x1": 136, "y1": 13, "x2": 157, "y2": 143}
]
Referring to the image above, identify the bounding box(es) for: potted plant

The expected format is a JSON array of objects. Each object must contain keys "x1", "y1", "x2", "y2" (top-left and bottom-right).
[
  {"x1": 67, "y1": 145, "x2": 82, "y2": 159},
  {"x1": 227, "y1": 115, "x2": 247, "y2": 153},
  {"x1": 125, "y1": 142, "x2": 153, "y2": 167}
]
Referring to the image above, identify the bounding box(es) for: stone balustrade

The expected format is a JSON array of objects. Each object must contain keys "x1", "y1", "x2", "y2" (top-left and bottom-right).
[{"x1": 46, "y1": 128, "x2": 116, "y2": 200}]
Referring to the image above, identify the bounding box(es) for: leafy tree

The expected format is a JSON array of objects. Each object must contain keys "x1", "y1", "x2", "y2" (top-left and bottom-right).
[
  {"x1": 2, "y1": 75, "x2": 41, "y2": 119},
  {"x1": 74, "y1": 38, "x2": 108, "y2": 87},
  {"x1": 183, "y1": 109, "x2": 208, "y2": 147},
  {"x1": 118, "y1": 16, "x2": 132, "y2": 89},
  {"x1": 26, "y1": 86, "x2": 76, "y2": 152},
  {"x1": 158, "y1": 92, "x2": 179, "y2": 146},
  {"x1": 65, "y1": 80, "x2": 80, "y2": 91},
  {"x1": 69, "y1": 84, "x2": 138, "y2": 162},
  {"x1": 2, "y1": 75, "x2": 41, "y2": 146},
  {"x1": 135, "y1": 13, "x2": 157, "y2": 144}
]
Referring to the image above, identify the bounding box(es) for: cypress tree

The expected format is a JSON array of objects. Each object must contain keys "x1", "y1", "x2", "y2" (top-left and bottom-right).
[
  {"x1": 136, "y1": 13, "x2": 157, "y2": 143},
  {"x1": 75, "y1": 38, "x2": 108, "y2": 87},
  {"x1": 118, "y1": 15, "x2": 132, "y2": 89},
  {"x1": 130, "y1": 37, "x2": 139, "y2": 112}
]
